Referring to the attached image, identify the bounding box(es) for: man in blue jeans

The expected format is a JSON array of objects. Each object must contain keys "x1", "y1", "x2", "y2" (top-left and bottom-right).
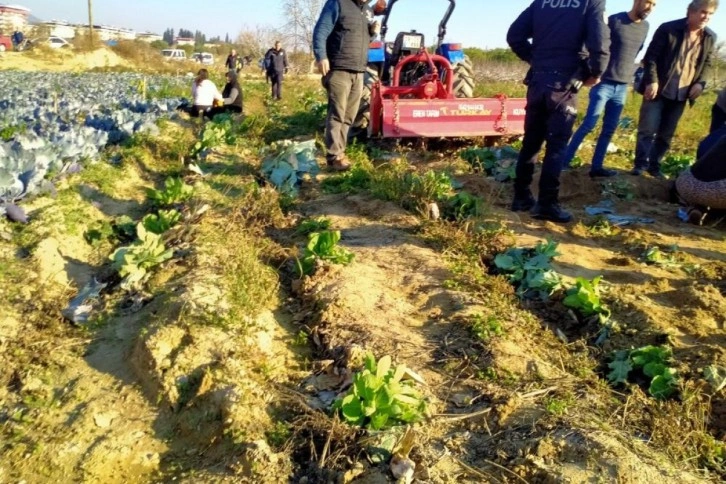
[{"x1": 563, "y1": 0, "x2": 656, "y2": 178}]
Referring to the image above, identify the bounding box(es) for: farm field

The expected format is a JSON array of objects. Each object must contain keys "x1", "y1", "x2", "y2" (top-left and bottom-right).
[{"x1": 1, "y1": 49, "x2": 725, "y2": 483}]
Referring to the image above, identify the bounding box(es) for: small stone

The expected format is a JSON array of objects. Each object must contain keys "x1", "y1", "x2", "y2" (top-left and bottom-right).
[{"x1": 93, "y1": 411, "x2": 117, "y2": 428}]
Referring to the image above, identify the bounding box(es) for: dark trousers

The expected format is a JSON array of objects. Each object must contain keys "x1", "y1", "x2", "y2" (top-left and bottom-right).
[
  {"x1": 634, "y1": 96, "x2": 686, "y2": 171},
  {"x1": 514, "y1": 73, "x2": 578, "y2": 205},
  {"x1": 270, "y1": 71, "x2": 283, "y2": 99},
  {"x1": 205, "y1": 105, "x2": 242, "y2": 119},
  {"x1": 324, "y1": 70, "x2": 363, "y2": 162},
  {"x1": 711, "y1": 103, "x2": 726, "y2": 134}
]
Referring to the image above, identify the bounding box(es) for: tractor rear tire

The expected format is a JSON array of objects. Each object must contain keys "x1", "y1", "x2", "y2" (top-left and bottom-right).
[
  {"x1": 452, "y1": 55, "x2": 475, "y2": 98},
  {"x1": 349, "y1": 65, "x2": 380, "y2": 141}
]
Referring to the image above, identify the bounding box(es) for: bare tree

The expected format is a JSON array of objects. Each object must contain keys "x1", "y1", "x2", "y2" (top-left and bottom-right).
[
  {"x1": 236, "y1": 25, "x2": 279, "y2": 59},
  {"x1": 280, "y1": 0, "x2": 322, "y2": 53}
]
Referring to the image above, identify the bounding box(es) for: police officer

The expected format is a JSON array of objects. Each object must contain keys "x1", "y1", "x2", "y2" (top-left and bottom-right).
[{"x1": 507, "y1": 0, "x2": 610, "y2": 223}]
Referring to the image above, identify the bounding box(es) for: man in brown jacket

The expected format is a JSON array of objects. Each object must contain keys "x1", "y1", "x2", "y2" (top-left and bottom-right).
[{"x1": 632, "y1": 0, "x2": 718, "y2": 177}]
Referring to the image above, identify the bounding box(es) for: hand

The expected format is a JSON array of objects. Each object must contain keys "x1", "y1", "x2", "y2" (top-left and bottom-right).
[
  {"x1": 688, "y1": 83, "x2": 703, "y2": 100},
  {"x1": 644, "y1": 82, "x2": 659, "y2": 101},
  {"x1": 371, "y1": 20, "x2": 381, "y2": 35},
  {"x1": 583, "y1": 76, "x2": 600, "y2": 88},
  {"x1": 317, "y1": 59, "x2": 330, "y2": 76}
]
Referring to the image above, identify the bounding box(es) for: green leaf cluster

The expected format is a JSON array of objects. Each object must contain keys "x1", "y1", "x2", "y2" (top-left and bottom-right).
[
  {"x1": 607, "y1": 346, "x2": 678, "y2": 399},
  {"x1": 471, "y1": 314, "x2": 504, "y2": 342},
  {"x1": 147, "y1": 177, "x2": 194, "y2": 206},
  {"x1": 300, "y1": 230, "x2": 355, "y2": 275},
  {"x1": 142, "y1": 209, "x2": 181, "y2": 234},
  {"x1": 110, "y1": 223, "x2": 174, "y2": 289},
  {"x1": 493, "y1": 239, "x2": 562, "y2": 300},
  {"x1": 563, "y1": 276, "x2": 611, "y2": 321},
  {"x1": 661, "y1": 153, "x2": 694, "y2": 179},
  {"x1": 443, "y1": 191, "x2": 484, "y2": 221},
  {"x1": 641, "y1": 246, "x2": 680, "y2": 268},
  {"x1": 296, "y1": 216, "x2": 332, "y2": 235},
  {"x1": 459, "y1": 146, "x2": 517, "y2": 182},
  {"x1": 190, "y1": 116, "x2": 235, "y2": 159},
  {"x1": 334, "y1": 354, "x2": 426, "y2": 430}
]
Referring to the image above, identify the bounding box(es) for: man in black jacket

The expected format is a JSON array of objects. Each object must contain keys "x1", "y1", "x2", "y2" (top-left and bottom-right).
[
  {"x1": 507, "y1": 0, "x2": 610, "y2": 223},
  {"x1": 265, "y1": 41, "x2": 288, "y2": 101},
  {"x1": 632, "y1": 0, "x2": 718, "y2": 177}
]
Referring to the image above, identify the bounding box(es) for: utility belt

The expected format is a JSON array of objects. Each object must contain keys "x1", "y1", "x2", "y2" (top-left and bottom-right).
[{"x1": 525, "y1": 62, "x2": 592, "y2": 93}]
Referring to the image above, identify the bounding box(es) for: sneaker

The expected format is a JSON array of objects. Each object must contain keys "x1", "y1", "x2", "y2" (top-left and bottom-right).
[
  {"x1": 531, "y1": 202, "x2": 572, "y2": 223},
  {"x1": 329, "y1": 155, "x2": 351, "y2": 172},
  {"x1": 630, "y1": 167, "x2": 646, "y2": 176},
  {"x1": 511, "y1": 194, "x2": 535, "y2": 212},
  {"x1": 589, "y1": 168, "x2": 618, "y2": 178}
]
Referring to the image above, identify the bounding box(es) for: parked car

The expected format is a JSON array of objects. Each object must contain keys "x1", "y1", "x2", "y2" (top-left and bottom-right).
[
  {"x1": 48, "y1": 36, "x2": 71, "y2": 49},
  {"x1": 192, "y1": 52, "x2": 214, "y2": 65},
  {"x1": 161, "y1": 49, "x2": 186, "y2": 61},
  {"x1": 0, "y1": 35, "x2": 12, "y2": 52}
]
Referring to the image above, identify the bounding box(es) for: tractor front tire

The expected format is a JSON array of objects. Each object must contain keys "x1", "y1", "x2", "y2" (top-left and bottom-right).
[
  {"x1": 349, "y1": 65, "x2": 380, "y2": 141},
  {"x1": 452, "y1": 55, "x2": 475, "y2": 98}
]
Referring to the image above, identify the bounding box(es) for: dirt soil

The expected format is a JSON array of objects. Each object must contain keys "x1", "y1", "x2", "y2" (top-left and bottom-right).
[{"x1": 1, "y1": 55, "x2": 724, "y2": 482}]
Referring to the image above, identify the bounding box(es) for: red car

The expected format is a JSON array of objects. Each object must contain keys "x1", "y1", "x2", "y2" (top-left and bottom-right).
[{"x1": 0, "y1": 35, "x2": 12, "y2": 52}]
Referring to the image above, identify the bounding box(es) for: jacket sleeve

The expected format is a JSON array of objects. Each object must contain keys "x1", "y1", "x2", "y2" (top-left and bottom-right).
[
  {"x1": 641, "y1": 23, "x2": 667, "y2": 86},
  {"x1": 584, "y1": 0, "x2": 610, "y2": 77},
  {"x1": 313, "y1": 0, "x2": 340, "y2": 62},
  {"x1": 506, "y1": 2, "x2": 534, "y2": 63},
  {"x1": 695, "y1": 32, "x2": 717, "y2": 89}
]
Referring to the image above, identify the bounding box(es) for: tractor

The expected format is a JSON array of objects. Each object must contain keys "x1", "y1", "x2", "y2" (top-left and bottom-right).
[{"x1": 353, "y1": 0, "x2": 526, "y2": 140}]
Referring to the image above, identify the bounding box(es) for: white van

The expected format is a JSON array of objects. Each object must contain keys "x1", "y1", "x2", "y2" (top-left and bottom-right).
[
  {"x1": 192, "y1": 52, "x2": 214, "y2": 65},
  {"x1": 161, "y1": 49, "x2": 186, "y2": 61}
]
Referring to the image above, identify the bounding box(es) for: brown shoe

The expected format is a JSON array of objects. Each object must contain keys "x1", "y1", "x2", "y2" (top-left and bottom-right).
[{"x1": 330, "y1": 155, "x2": 351, "y2": 172}]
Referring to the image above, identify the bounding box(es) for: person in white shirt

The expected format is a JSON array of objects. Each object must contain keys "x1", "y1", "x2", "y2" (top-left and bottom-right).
[{"x1": 187, "y1": 69, "x2": 223, "y2": 117}]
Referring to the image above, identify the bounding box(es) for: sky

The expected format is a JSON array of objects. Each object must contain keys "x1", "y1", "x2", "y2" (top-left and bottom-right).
[{"x1": 11, "y1": 0, "x2": 726, "y2": 51}]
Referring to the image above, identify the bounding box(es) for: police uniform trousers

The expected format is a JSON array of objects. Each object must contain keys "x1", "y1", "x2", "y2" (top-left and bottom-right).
[{"x1": 515, "y1": 72, "x2": 579, "y2": 205}]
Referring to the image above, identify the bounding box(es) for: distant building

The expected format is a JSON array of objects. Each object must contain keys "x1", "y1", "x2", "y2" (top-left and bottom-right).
[
  {"x1": 136, "y1": 31, "x2": 162, "y2": 43},
  {"x1": 175, "y1": 37, "x2": 194, "y2": 46},
  {"x1": 75, "y1": 24, "x2": 136, "y2": 41},
  {"x1": 0, "y1": 4, "x2": 30, "y2": 33},
  {"x1": 41, "y1": 20, "x2": 75, "y2": 39}
]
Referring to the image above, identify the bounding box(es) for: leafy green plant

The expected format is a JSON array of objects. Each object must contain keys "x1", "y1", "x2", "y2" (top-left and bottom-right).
[
  {"x1": 607, "y1": 345, "x2": 678, "y2": 399},
  {"x1": 641, "y1": 246, "x2": 680, "y2": 268},
  {"x1": 189, "y1": 116, "x2": 234, "y2": 159},
  {"x1": 704, "y1": 365, "x2": 726, "y2": 393},
  {"x1": 471, "y1": 314, "x2": 504, "y2": 342},
  {"x1": 296, "y1": 216, "x2": 332, "y2": 235},
  {"x1": 443, "y1": 192, "x2": 484, "y2": 221},
  {"x1": 142, "y1": 209, "x2": 181, "y2": 234},
  {"x1": 111, "y1": 223, "x2": 174, "y2": 288},
  {"x1": 563, "y1": 276, "x2": 611, "y2": 321},
  {"x1": 371, "y1": 165, "x2": 453, "y2": 213},
  {"x1": 661, "y1": 153, "x2": 694, "y2": 179},
  {"x1": 334, "y1": 354, "x2": 427, "y2": 430},
  {"x1": 321, "y1": 162, "x2": 373, "y2": 194},
  {"x1": 493, "y1": 239, "x2": 562, "y2": 300},
  {"x1": 601, "y1": 179, "x2": 635, "y2": 201},
  {"x1": 459, "y1": 146, "x2": 517, "y2": 181},
  {"x1": 586, "y1": 216, "x2": 617, "y2": 236},
  {"x1": 299, "y1": 230, "x2": 355, "y2": 276},
  {"x1": 147, "y1": 177, "x2": 194, "y2": 206}
]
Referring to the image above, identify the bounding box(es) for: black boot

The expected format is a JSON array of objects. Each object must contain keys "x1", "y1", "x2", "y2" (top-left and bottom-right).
[
  {"x1": 531, "y1": 202, "x2": 572, "y2": 223},
  {"x1": 511, "y1": 189, "x2": 535, "y2": 212}
]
